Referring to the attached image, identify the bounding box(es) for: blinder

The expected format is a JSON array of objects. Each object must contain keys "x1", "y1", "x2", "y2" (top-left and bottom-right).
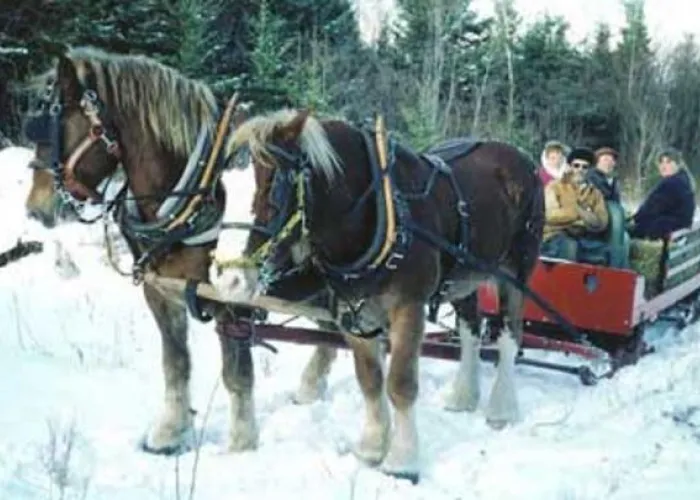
[
  {"x1": 229, "y1": 145, "x2": 250, "y2": 170},
  {"x1": 215, "y1": 145, "x2": 312, "y2": 293},
  {"x1": 267, "y1": 168, "x2": 297, "y2": 234},
  {"x1": 23, "y1": 104, "x2": 56, "y2": 146},
  {"x1": 23, "y1": 79, "x2": 122, "y2": 212}
]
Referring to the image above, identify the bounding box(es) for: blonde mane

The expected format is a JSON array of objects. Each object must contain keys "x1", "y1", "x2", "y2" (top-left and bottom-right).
[
  {"x1": 44, "y1": 46, "x2": 218, "y2": 157},
  {"x1": 225, "y1": 108, "x2": 342, "y2": 181}
]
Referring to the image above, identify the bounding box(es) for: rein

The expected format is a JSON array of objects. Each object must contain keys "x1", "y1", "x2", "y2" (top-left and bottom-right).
[
  {"x1": 26, "y1": 81, "x2": 241, "y2": 285},
  {"x1": 212, "y1": 115, "x2": 404, "y2": 283},
  {"x1": 210, "y1": 115, "x2": 585, "y2": 345},
  {"x1": 114, "y1": 93, "x2": 241, "y2": 283},
  {"x1": 213, "y1": 170, "x2": 309, "y2": 291}
]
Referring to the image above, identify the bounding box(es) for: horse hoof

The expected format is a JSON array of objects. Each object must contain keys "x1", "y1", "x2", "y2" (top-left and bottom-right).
[
  {"x1": 292, "y1": 391, "x2": 319, "y2": 405},
  {"x1": 292, "y1": 380, "x2": 327, "y2": 405},
  {"x1": 139, "y1": 437, "x2": 191, "y2": 456},
  {"x1": 381, "y1": 467, "x2": 420, "y2": 485},
  {"x1": 486, "y1": 418, "x2": 510, "y2": 430},
  {"x1": 352, "y1": 447, "x2": 384, "y2": 467},
  {"x1": 228, "y1": 428, "x2": 259, "y2": 452},
  {"x1": 444, "y1": 403, "x2": 478, "y2": 413},
  {"x1": 443, "y1": 395, "x2": 479, "y2": 413}
]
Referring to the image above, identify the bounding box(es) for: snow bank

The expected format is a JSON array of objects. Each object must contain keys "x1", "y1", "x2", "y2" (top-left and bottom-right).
[{"x1": 1, "y1": 147, "x2": 699, "y2": 499}]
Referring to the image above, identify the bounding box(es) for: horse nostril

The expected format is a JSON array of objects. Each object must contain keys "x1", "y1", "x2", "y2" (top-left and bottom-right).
[{"x1": 229, "y1": 275, "x2": 240, "y2": 288}]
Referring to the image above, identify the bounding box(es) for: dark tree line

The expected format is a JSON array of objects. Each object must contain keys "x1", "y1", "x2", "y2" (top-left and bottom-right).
[{"x1": 2, "y1": 0, "x2": 700, "y2": 197}]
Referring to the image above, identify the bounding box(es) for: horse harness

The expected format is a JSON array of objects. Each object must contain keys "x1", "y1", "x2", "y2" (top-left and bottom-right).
[
  {"x1": 24, "y1": 82, "x2": 240, "y2": 290},
  {"x1": 212, "y1": 124, "x2": 585, "y2": 345},
  {"x1": 214, "y1": 122, "x2": 481, "y2": 336}
]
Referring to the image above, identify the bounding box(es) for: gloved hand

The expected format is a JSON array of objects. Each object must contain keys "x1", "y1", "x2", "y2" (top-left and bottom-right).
[{"x1": 577, "y1": 204, "x2": 599, "y2": 228}]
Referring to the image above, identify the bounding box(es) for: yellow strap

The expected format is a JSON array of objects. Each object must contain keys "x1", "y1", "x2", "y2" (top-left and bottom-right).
[
  {"x1": 166, "y1": 92, "x2": 239, "y2": 230},
  {"x1": 214, "y1": 175, "x2": 306, "y2": 272},
  {"x1": 370, "y1": 114, "x2": 398, "y2": 268}
]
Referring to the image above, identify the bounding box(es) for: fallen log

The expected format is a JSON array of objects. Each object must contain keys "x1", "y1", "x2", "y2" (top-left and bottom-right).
[{"x1": 142, "y1": 272, "x2": 336, "y2": 322}]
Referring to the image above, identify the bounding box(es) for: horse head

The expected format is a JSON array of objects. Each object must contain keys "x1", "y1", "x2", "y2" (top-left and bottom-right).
[
  {"x1": 23, "y1": 53, "x2": 122, "y2": 226},
  {"x1": 210, "y1": 108, "x2": 343, "y2": 302},
  {"x1": 22, "y1": 47, "x2": 229, "y2": 233}
]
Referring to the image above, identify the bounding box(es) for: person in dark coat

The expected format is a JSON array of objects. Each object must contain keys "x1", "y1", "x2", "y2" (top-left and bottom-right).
[
  {"x1": 628, "y1": 148, "x2": 696, "y2": 240},
  {"x1": 586, "y1": 147, "x2": 621, "y2": 203}
]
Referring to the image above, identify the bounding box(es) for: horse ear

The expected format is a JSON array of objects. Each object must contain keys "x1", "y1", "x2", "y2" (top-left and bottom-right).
[
  {"x1": 279, "y1": 109, "x2": 310, "y2": 142},
  {"x1": 56, "y1": 54, "x2": 81, "y2": 104}
]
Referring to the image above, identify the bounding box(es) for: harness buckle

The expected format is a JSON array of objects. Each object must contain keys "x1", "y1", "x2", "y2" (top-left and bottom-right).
[
  {"x1": 385, "y1": 251, "x2": 404, "y2": 270},
  {"x1": 83, "y1": 89, "x2": 98, "y2": 103},
  {"x1": 457, "y1": 200, "x2": 469, "y2": 217}
]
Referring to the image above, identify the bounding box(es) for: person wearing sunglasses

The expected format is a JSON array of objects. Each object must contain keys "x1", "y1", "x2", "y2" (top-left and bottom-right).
[{"x1": 541, "y1": 147, "x2": 609, "y2": 261}]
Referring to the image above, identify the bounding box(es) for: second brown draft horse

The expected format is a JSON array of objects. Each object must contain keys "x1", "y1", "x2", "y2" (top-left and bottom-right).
[{"x1": 211, "y1": 109, "x2": 545, "y2": 482}]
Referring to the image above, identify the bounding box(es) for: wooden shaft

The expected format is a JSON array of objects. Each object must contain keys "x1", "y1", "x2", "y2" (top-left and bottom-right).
[{"x1": 142, "y1": 272, "x2": 336, "y2": 322}]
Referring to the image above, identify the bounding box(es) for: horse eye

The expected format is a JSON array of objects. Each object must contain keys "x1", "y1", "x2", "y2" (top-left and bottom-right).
[{"x1": 233, "y1": 147, "x2": 250, "y2": 169}]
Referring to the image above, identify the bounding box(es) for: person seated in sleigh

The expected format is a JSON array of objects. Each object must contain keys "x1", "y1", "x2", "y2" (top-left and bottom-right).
[
  {"x1": 626, "y1": 148, "x2": 696, "y2": 241},
  {"x1": 541, "y1": 147, "x2": 609, "y2": 261},
  {"x1": 538, "y1": 139, "x2": 570, "y2": 186},
  {"x1": 586, "y1": 146, "x2": 622, "y2": 203}
]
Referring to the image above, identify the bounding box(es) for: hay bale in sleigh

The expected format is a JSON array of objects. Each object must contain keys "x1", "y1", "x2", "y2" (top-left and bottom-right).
[{"x1": 629, "y1": 238, "x2": 667, "y2": 298}]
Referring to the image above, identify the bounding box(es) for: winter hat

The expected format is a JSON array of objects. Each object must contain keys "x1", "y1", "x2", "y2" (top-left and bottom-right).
[
  {"x1": 594, "y1": 147, "x2": 618, "y2": 162},
  {"x1": 657, "y1": 147, "x2": 683, "y2": 164},
  {"x1": 543, "y1": 140, "x2": 568, "y2": 155},
  {"x1": 567, "y1": 147, "x2": 595, "y2": 165}
]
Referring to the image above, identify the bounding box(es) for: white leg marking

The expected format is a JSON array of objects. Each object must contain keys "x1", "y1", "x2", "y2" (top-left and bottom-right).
[
  {"x1": 444, "y1": 318, "x2": 481, "y2": 412},
  {"x1": 228, "y1": 391, "x2": 259, "y2": 452},
  {"x1": 146, "y1": 383, "x2": 194, "y2": 452},
  {"x1": 486, "y1": 330, "x2": 520, "y2": 429},
  {"x1": 355, "y1": 393, "x2": 391, "y2": 465},
  {"x1": 294, "y1": 346, "x2": 337, "y2": 404},
  {"x1": 381, "y1": 406, "x2": 420, "y2": 480}
]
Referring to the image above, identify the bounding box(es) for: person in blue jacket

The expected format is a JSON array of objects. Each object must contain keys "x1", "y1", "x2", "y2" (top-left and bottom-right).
[{"x1": 627, "y1": 148, "x2": 696, "y2": 240}]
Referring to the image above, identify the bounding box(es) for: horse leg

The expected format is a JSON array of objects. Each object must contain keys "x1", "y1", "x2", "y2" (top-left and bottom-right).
[
  {"x1": 294, "y1": 344, "x2": 338, "y2": 404},
  {"x1": 381, "y1": 302, "x2": 424, "y2": 483},
  {"x1": 344, "y1": 334, "x2": 390, "y2": 466},
  {"x1": 142, "y1": 283, "x2": 193, "y2": 454},
  {"x1": 444, "y1": 293, "x2": 482, "y2": 412},
  {"x1": 485, "y1": 280, "x2": 522, "y2": 429},
  {"x1": 217, "y1": 311, "x2": 259, "y2": 452},
  {"x1": 294, "y1": 320, "x2": 339, "y2": 404}
]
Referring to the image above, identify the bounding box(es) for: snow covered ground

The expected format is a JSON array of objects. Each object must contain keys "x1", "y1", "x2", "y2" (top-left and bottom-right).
[{"x1": 1, "y1": 145, "x2": 700, "y2": 499}]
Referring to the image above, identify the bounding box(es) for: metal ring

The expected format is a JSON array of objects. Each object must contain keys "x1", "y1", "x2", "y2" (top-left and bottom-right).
[
  {"x1": 49, "y1": 102, "x2": 62, "y2": 116},
  {"x1": 83, "y1": 89, "x2": 97, "y2": 102}
]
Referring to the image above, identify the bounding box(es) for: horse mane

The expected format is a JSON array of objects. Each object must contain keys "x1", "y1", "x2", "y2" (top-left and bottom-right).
[
  {"x1": 39, "y1": 46, "x2": 218, "y2": 158},
  {"x1": 225, "y1": 108, "x2": 342, "y2": 181}
]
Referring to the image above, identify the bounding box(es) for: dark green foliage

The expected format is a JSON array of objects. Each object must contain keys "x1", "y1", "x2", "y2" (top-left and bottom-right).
[{"x1": 2, "y1": 0, "x2": 700, "y2": 197}]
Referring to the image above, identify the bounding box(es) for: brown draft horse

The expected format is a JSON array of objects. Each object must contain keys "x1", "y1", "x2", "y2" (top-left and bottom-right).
[
  {"x1": 210, "y1": 110, "x2": 544, "y2": 481},
  {"x1": 22, "y1": 47, "x2": 265, "y2": 456}
]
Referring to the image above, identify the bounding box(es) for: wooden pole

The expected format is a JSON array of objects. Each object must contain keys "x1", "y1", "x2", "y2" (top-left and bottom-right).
[{"x1": 142, "y1": 272, "x2": 336, "y2": 322}]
